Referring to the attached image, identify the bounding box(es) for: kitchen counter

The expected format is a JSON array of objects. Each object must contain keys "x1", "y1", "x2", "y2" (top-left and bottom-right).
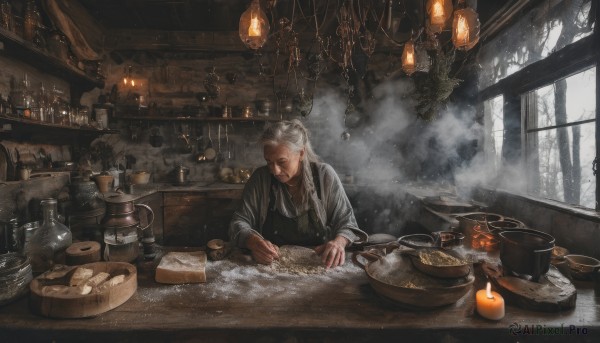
[
  {"x1": 0, "y1": 250, "x2": 599, "y2": 343},
  {"x1": 99, "y1": 182, "x2": 245, "y2": 202}
]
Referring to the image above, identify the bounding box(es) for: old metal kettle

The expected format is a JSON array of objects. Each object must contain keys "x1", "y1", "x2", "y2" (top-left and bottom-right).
[
  {"x1": 101, "y1": 195, "x2": 155, "y2": 262},
  {"x1": 173, "y1": 165, "x2": 190, "y2": 185}
]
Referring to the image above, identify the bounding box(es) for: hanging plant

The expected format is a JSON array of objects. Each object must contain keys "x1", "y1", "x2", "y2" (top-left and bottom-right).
[
  {"x1": 413, "y1": 48, "x2": 461, "y2": 121},
  {"x1": 89, "y1": 141, "x2": 116, "y2": 171}
]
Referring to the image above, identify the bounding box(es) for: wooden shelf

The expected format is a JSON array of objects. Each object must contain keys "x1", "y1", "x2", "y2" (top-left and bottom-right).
[
  {"x1": 0, "y1": 115, "x2": 118, "y2": 144},
  {"x1": 116, "y1": 116, "x2": 281, "y2": 123},
  {"x1": 0, "y1": 28, "x2": 104, "y2": 93}
]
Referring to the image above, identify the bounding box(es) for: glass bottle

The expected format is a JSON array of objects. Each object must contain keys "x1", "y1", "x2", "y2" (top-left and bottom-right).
[
  {"x1": 0, "y1": 0, "x2": 14, "y2": 32},
  {"x1": 25, "y1": 198, "x2": 72, "y2": 274},
  {"x1": 21, "y1": 74, "x2": 36, "y2": 120},
  {"x1": 23, "y1": 0, "x2": 39, "y2": 42}
]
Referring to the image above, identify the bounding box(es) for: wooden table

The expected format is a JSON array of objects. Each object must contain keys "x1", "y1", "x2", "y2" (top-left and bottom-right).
[{"x1": 1, "y1": 249, "x2": 599, "y2": 343}]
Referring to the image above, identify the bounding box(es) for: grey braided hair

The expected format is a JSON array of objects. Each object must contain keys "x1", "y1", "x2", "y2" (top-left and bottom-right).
[{"x1": 260, "y1": 119, "x2": 320, "y2": 205}]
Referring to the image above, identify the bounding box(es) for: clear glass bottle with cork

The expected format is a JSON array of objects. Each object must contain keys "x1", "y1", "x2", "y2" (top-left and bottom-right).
[{"x1": 24, "y1": 198, "x2": 72, "y2": 274}]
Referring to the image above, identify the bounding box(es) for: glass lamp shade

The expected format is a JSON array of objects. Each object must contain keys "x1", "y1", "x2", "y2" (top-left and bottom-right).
[
  {"x1": 401, "y1": 41, "x2": 416, "y2": 75},
  {"x1": 239, "y1": 0, "x2": 270, "y2": 50},
  {"x1": 427, "y1": 0, "x2": 452, "y2": 34},
  {"x1": 452, "y1": 7, "x2": 480, "y2": 51}
]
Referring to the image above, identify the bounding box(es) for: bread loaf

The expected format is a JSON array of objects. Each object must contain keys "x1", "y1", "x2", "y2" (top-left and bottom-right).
[
  {"x1": 69, "y1": 267, "x2": 93, "y2": 286},
  {"x1": 78, "y1": 272, "x2": 110, "y2": 295},
  {"x1": 96, "y1": 274, "x2": 126, "y2": 292},
  {"x1": 155, "y1": 251, "x2": 207, "y2": 284}
]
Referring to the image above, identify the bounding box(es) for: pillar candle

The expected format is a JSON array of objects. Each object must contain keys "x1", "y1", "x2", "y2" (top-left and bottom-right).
[{"x1": 476, "y1": 282, "x2": 505, "y2": 320}]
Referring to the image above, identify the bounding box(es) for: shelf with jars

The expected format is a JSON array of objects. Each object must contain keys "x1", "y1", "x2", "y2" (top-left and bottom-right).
[
  {"x1": 116, "y1": 115, "x2": 281, "y2": 123},
  {"x1": 115, "y1": 103, "x2": 282, "y2": 123},
  {"x1": 0, "y1": 24, "x2": 104, "y2": 97},
  {"x1": 0, "y1": 114, "x2": 118, "y2": 144}
]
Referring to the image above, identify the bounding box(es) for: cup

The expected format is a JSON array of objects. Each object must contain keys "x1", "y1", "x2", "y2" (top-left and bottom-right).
[
  {"x1": 18, "y1": 166, "x2": 31, "y2": 180},
  {"x1": 206, "y1": 239, "x2": 231, "y2": 261},
  {"x1": 95, "y1": 174, "x2": 114, "y2": 193}
]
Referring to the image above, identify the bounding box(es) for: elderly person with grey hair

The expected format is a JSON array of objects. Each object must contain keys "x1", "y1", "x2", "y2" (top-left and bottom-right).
[{"x1": 229, "y1": 119, "x2": 367, "y2": 268}]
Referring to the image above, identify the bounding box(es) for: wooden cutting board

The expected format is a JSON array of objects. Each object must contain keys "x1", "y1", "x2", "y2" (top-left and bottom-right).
[
  {"x1": 30, "y1": 262, "x2": 137, "y2": 318},
  {"x1": 482, "y1": 262, "x2": 576, "y2": 312}
]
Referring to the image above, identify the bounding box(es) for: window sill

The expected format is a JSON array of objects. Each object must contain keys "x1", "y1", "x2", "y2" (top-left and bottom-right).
[{"x1": 476, "y1": 186, "x2": 600, "y2": 223}]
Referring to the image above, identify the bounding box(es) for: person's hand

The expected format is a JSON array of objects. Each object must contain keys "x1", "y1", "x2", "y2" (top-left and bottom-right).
[
  {"x1": 245, "y1": 234, "x2": 280, "y2": 265},
  {"x1": 315, "y1": 235, "x2": 350, "y2": 268}
]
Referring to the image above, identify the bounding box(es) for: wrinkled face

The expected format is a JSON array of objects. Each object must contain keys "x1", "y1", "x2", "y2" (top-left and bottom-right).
[{"x1": 264, "y1": 143, "x2": 304, "y2": 184}]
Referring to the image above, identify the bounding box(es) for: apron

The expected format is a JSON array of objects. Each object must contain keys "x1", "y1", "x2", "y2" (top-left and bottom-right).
[{"x1": 261, "y1": 163, "x2": 330, "y2": 246}]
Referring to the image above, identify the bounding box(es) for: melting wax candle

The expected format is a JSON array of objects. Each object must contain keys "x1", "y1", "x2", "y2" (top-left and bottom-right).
[{"x1": 476, "y1": 282, "x2": 505, "y2": 320}]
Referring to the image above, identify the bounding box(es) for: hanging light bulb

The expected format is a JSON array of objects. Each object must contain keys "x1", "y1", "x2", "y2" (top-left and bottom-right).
[
  {"x1": 123, "y1": 65, "x2": 132, "y2": 86},
  {"x1": 427, "y1": 0, "x2": 452, "y2": 34},
  {"x1": 239, "y1": 0, "x2": 270, "y2": 50},
  {"x1": 452, "y1": 1, "x2": 480, "y2": 51},
  {"x1": 401, "y1": 40, "x2": 416, "y2": 75}
]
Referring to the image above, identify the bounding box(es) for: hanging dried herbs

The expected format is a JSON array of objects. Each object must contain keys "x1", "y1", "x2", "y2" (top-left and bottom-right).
[{"x1": 413, "y1": 48, "x2": 461, "y2": 121}]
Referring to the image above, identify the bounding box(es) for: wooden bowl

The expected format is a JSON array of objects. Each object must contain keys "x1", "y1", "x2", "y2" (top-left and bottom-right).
[
  {"x1": 30, "y1": 262, "x2": 137, "y2": 318},
  {"x1": 130, "y1": 171, "x2": 151, "y2": 184}
]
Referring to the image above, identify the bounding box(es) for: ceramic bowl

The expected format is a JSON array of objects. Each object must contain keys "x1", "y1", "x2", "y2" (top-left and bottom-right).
[{"x1": 565, "y1": 254, "x2": 600, "y2": 280}]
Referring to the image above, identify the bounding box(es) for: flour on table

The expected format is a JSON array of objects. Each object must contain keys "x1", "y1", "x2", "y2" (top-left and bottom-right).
[
  {"x1": 271, "y1": 245, "x2": 325, "y2": 275},
  {"x1": 135, "y1": 247, "x2": 363, "y2": 304}
]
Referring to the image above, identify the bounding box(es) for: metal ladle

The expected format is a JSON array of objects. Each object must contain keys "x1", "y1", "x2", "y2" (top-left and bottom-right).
[{"x1": 215, "y1": 124, "x2": 223, "y2": 162}]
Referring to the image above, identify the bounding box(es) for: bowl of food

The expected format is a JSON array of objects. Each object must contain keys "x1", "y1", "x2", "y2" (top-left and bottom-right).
[
  {"x1": 565, "y1": 254, "x2": 600, "y2": 280},
  {"x1": 129, "y1": 171, "x2": 151, "y2": 185}
]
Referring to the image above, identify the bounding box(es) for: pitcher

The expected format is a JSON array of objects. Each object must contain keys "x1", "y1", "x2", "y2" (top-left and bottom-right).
[{"x1": 101, "y1": 196, "x2": 154, "y2": 263}]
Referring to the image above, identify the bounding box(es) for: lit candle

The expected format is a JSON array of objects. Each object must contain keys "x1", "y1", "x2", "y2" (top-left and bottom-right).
[
  {"x1": 248, "y1": 15, "x2": 261, "y2": 37},
  {"x1": 431, "y1": 1, "x2": 445, "y2": 25},
  {"x1": 476, "y1": 282, "x2": 505, "y2": 320},
  {"x1": 456, "y1": 15, "x2": 469, "y2": 44}
]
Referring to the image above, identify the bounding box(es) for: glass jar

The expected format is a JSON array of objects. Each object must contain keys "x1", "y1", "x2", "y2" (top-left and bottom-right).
[
  {"x1": 23, "y1": 0, "x2": 39, "y2": 42},
  {"x1": 24, "y1": 199, "x2": 72, "y2": 274},
  {"x1": 0, "y1": 0, "x2": 14, "y2": 32}
]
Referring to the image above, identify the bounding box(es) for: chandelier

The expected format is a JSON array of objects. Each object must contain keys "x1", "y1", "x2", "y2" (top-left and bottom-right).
[{"x1": 237, "y1": 0, "x2": 480, "y2": 119}]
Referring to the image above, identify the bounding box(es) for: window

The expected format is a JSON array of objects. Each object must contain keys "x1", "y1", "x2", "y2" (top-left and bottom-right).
[
  {"x1": 483, "y1": 95, "x2": 504, "y2": 172},
  {"x1": 524, "y1": 67, "x2": 596, "y2": 208},
  {"x1": 478, "y1": 0, "x2": 593, "y2": 90}
]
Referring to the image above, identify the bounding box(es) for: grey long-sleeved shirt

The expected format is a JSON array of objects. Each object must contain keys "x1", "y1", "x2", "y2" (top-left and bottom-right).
[{"x1": 229, "y1": 162, "x2": 367, "y2": 248}]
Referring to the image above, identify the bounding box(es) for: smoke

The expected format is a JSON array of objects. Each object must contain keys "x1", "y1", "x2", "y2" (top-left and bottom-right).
[{"x1": 302, "y1": 77, "x2": 527, "y2": 234}]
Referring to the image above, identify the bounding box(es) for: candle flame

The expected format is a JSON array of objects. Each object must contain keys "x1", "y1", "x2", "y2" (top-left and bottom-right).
[
  {"x1": 486, "y1": 282, "x2": 493, "y2": 299},
  {"x1": 456, "y1": 15, "x2": 469, "y2": 43},
  {"x1": 431, "y1": 1, "x2": 444, "y2": 24},
  {"x1": 249, "y1": 16, "x2": 261, "y2": 37},
  {"x1": 406, "y1": 50, "x2": 414, "y2": 65},
  {"x1": 131, "y1": 80, "x2": 135, "y2": 87},
  {"x1": 123, "y1": 77, "x2": 128, "y2": 85}
]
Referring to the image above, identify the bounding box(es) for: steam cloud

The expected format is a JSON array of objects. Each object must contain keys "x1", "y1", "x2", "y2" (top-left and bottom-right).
[{"x1": 302, "y1": 78, "x2": 524, "y2": 234}]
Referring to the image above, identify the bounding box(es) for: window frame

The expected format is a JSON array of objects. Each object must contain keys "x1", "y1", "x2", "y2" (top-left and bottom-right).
[{"x1": 477, "y1": 1, "x2": 599, "y2": 211}]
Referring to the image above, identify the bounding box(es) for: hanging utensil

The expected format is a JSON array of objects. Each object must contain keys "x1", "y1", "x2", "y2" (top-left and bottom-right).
[
  {"x1": 204, "y1": 124, "x2": 216, "y2": 162},
  {"x1": 225, "y1": 124, "x2": 231, "y2": 160},
  {"x1": 195, "y1": 134, "x2": 206, "y2": 163},
  {"x1": 215, "y1": 124, "x2": 223, "y2": 162}
]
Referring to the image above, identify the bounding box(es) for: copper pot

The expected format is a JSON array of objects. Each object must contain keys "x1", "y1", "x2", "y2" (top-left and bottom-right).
[{"x1": 101, "y1": 198, "x2": 154, "y2": 231}]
